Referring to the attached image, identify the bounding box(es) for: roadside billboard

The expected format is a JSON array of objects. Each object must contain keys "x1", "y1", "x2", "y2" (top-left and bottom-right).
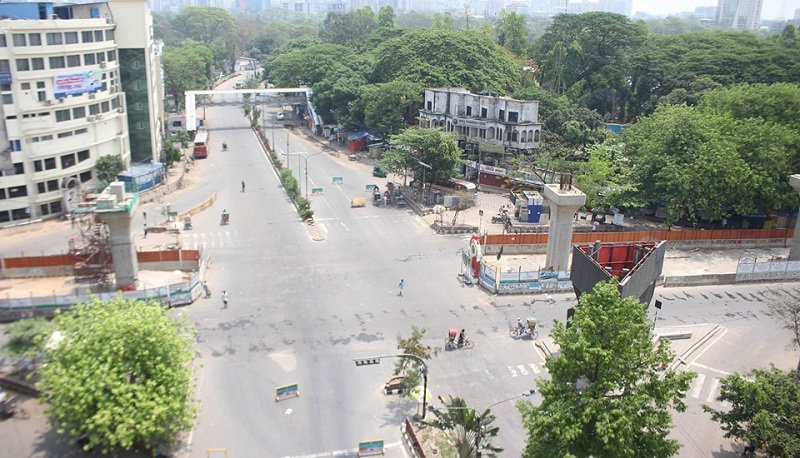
[{"x1": 53, "y1": 70, "x2": 102, "y2": 98}]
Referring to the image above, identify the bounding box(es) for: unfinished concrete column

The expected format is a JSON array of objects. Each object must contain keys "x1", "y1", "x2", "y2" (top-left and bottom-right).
[
  {"x1": 789, "y1": 175, "x2": 800, "y2": 261},
  {"x1": 542, "y1": 176, "x2": 586, "y2": 271},
  {"x1": 95, "y1": 182, "x2": 139, "y2": 290}
]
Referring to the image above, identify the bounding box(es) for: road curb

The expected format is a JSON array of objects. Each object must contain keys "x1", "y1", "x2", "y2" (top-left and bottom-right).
[{"x1": 670, "y1": 324, "x2": 723, "y2": 371}]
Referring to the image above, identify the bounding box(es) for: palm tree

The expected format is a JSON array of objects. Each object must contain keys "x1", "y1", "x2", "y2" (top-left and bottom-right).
[{"x1": 425, "y1": 395, "x2": 503, "y2": 458}]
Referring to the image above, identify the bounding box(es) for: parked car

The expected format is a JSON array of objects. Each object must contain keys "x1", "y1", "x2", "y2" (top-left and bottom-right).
[
  {"x1": 383, "y1": 375, "x2": 406, "y2": 395},
  {"x1": 372, "y1": 166, "x2": 387, "y2": 178}
]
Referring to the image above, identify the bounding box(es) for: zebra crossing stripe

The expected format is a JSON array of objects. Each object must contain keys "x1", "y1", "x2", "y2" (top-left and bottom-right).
[
  {"x1": 690, "y1": 373, "x2": 706, "y2": 399},
  {"x1": 509, "y1": 367, "x2": 518, "y2": 377},
  {"x1": 528, "y1": 363, "x2": 541, "y2": 374},
  {"x1": 517, "y1": 365, "x2": 528, "y2": 376},
  {"x1": 706, "y1": 378, "x2": 720, "y2": 403}
]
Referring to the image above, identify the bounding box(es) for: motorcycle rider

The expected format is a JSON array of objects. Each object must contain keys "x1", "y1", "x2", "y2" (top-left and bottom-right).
[
  {"x1": 458, "y1": 329, "x2": 467, "y2": 346},
  {"x1": 517, "y1": 317, "x2": 526, "y2": 335}
]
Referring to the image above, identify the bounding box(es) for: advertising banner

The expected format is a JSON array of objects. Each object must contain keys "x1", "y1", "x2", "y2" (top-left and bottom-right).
[{"x1": 53, "y1": 70, "x2": 102, "y2": 98}]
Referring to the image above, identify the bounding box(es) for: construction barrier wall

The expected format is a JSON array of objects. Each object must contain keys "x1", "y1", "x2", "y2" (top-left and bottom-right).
[{"x1": 0, "y1": 250, "x2": 200, "y2": 279}]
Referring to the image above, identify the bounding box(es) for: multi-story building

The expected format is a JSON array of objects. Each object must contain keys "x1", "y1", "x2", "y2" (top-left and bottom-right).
[
  {"x1": 717, "y1": 0, "x2": 764, "y2": 30},
  {"x1": 419, "y1": 87, "x2": 541, "y2": 155},
  {"x1": 0, "y1": 0, "x2": 164, "y2": 224}
]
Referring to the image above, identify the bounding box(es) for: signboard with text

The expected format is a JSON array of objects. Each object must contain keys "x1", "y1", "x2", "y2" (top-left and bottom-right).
[{"x1": 53, "y1": 70, "x2": 102, "y2": 98}]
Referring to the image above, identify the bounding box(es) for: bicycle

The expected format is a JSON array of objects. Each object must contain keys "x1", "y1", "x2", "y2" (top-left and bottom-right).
[
  {"x1": 444, "y1": 337, "x2": 474, "y2": 350},
  {"x1": 509, "y1": 327, "x2": 538, "y2": 339}
]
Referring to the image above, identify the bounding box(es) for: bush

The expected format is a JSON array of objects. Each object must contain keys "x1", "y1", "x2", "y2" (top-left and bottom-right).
[{"x1": 297, "y1": 197, "x2": 314, "y2": 220}]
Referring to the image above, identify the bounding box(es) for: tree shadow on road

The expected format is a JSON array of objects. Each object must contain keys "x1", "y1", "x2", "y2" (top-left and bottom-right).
[
  {"x1": 710, "y1": 439, "x2": 746, "y2": 458},
  {"x1": 378, "y1": 396, "x2": 417, "y2": 428}
]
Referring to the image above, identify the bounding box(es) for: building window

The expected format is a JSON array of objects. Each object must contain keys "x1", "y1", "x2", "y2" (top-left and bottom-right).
[
  {"x1": 75, "y1": 128, "x2": 88, "y2": 135},
  {"x1": 31, "y1": 58, "x2": 44, "y2": 70},
  {"x1": 11, "y1": 208, "x2": 30, "y2": 221},
  {"x1": 0, "y1": 189, "x2": 5, "y2": 199},
  {"x1": 41, "y1": 134, "x2": 53, "y2": 141},
  {"x1": 96, "y1": 52, "x2": 106, "y2": 63},
  {"x1": 466, "y1": 106, "x2": 472, "y2": 116},
  {"x1": 111, "y1": 97, "x2": 119, "y2": 108},
  {"x1": 105, "y1": 30, "x2": 114, "y2": 41},
  {"x1": 28, "y1": 33, "x2": 41, "y2": 46},
  {"x1": 84, "y1": 53, "x2": 96, "y2": 65},
  {"x1": 508, "y1": 112, "x2": 519, "y2": 123},
  {"x1": 67, "y1": 55, "x2": 81, "y2": 67},
  {"x1": 94, "y1": 30, "x2": 104, "y2": 42},
  {"x1": 79, "y1": 170, "x2": 92, "y2": 182},
  {"x1": 101, "y1": 101, "x2": 110, "y2": 112},
  {"x1": 8, "y1": 185, "x2": 28, "y2": 198},
  {"x1": 58, "y1": 131, "x2": 73, "y2": 139},
  {"x1": 55, "y1": 109, "x2": 71, "y2": 122},
  {"x1": 37, "y1": 81, "x2": 45, "y2": 89},
  {"x1": 60, "y1": 153, "x2": 76, "y2": 169},
  {"x1": 44, "y1": 157, "x2": 56, "y2": 169},
  {"x1": 39, "y1": 203, "x2": 49, "y2": 215},
  {"x1": 89, "y1": 104, "x2": 99, "y2": 115},
  {"x1": 82, "y1": 31, "x2": 94, "y2": 43},
  {"x1": 38, "y1": 91, "x2": 46, "y2": 102},
  {"x1": 34, "y1": 160, "x2": 43, "y2": 172},
  {"x1": 107, "y1": 50, "x2": 116, "y2": 61},
  {"x1": 13, "y1": 162, "x2": 24, "y2": 174},
  {"x1": 64, "y1": 32, "x2": 79, "y2": 44},
  {"x1": 37, "y1": 183, "x2": 46, "y2": 194},
  {"x1": 481, "y1": 107, "x2": 488, "y2": 118},
  {"x1": 72, "y1": 106, "x2": 85, "y2": 118},
  {"x1": 77, "y1": 150, "x2": 90, "y2": 162},
  {"x1": 498, "y1": 110, "x2": 505, "y2": 121},
  {"x1": 2, "y1": 94, "x2": 12, "y2": 105},
  {"x1": 10, "y1": 139, "x2": 21, "y2": 151},
  {"x1": 49, "y1": 201, "x2": 62, "y2": 213},
  {"x1": 12, "y1": 34, "x2": 27, "y2": 46},
  {"x1": 49, "y1": 56, "x2": 66, "y2": 69},
  {"x1": 0, "y1": 60, "x2": 9, "y2": 72},
  {"x1": 0, "y1": 36, "x2": 6, "y2": 47},
  {"x1": 46, "y1": 32, "x2": 63, "y2": 45},
  {"x1": 15, "y1": 59, "x2": 30, "y2": 71}
]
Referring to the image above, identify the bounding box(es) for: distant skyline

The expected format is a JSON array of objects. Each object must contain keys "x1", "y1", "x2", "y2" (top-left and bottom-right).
[{"x1": 631, "y1": 0, "x2": 800, "y2": 19}]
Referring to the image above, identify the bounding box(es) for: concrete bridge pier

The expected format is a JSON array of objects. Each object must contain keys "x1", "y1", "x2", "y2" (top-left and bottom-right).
[
  {"x1": 94, "y1": 182, "x2": 139, "y2": 290},
  {"x1": 542, "y1": 180, "x2": 586, "y2": 271}
]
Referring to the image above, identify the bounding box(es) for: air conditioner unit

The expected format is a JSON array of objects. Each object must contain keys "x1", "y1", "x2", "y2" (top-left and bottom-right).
[
  {"x1": 45, "y1": 100, "x2": 53, "y2": 106},
  {"x1": 99, "y1": 62, "x2": 107, "y2": 69},
  {"x1": 87, "y1": 115, "x2": 96, "y2": 122},
  {"x1": 88, "y1": 93, "x2": 96, "y2": 99},
  {"x1": 117, "y1": 107, "x2": 124, "y2": 113},
  {"x1": 96, "y1": 113, "x2": 103, "y2": 120}
]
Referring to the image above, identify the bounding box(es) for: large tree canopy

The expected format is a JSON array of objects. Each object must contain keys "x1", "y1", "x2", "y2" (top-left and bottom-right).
[
  {"x1": 268, "y1": 43, "x2": 370, "y2": 88},
  {"x1": 388, "y1": 127, "x2": 462, "y2": 185},
  {"x1": 704, "y1": 366, "x2": 800, "y2": 458},
  {"x1": 38, "y1": 297, "x2": 197, "y2": 453},
  {"x1": 369, "y1": 28, "x2": 521, "y2": 95},
  {"x1": 348, "y1": 80, "x2": 423, "y2": 135},
  {"x1": 519, "y1": 281, "x2": 695, "y2": 458}
]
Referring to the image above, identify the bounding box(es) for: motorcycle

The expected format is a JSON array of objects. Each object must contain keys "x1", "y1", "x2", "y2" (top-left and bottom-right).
[
  {"x1": 221, "y1": 212, "x2": 230, "y2": 225},
  {"x1": 491, "y1": 213, "x2": 508, "y2": 224}
]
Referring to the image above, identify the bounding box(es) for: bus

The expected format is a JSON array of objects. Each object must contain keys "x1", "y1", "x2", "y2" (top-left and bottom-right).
[{"x1": 193, "y1": 131, "x2": 209, "y2": 159}]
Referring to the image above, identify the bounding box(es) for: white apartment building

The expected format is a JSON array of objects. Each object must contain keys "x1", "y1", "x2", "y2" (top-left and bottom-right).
[
  {"x1": 419, "y1": 87, "x2": 542, "y2": 154},
  {"x1": 0, "y1": 0, "x2": 164, "y2": 224},
  {"x1": 717, "y1": 0, "x2": 764, "y2": 30}
]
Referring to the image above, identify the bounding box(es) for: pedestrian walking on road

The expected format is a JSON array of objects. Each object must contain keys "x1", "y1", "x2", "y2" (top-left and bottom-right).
[
  {"x1": 143, "y1": 222, "x2": 148, "y2": 238},
  {"x1": 398, "y1": 279, "x2": 404, "y2": 297},
  {"x1": 143, "y1": 211, "x2": 147, "y2": 223},
  {"x1": 222, "y1": 290, "x2": 229, "y2": 308},
  {"x1": 202, "y1": 281, "x2": 210, "y2": 298}
]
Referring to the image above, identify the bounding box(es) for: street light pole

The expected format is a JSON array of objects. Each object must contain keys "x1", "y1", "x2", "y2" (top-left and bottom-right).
[{"x1": 303, "y1": 152, "x2": 323, "y2": 201}]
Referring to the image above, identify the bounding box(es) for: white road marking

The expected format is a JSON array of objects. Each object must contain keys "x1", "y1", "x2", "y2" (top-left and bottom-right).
[
  {"x1": 528, "y1": 363, "x2": 541, "y2": 374},
  {"x1": 508, "y1": 367, "x2": 518, "y2": 377},
  {"x1": 517, "y1": 364, "x2": 528, "y2": 376},
  {"x1": 319, "y1": 223, "x2": 328, "y2": 234},
  {"x1": 690, "y1": 373, "x2": 706, "y2": 399},
  {"x1": 689, "y1": 326, "x2": 728, "y2": 364},
  {"x1": 706, "y1": 378, "x2": 720, "y2": 404},
  {"x1": 280, "y1": 441, "x2": 403, "y2": 458},
  {"x1": 688, "y1": 362, "x2": 731, "y2": 376},
  {"x1": 285, "y1": 408, "x2": 293, "y2": 415}
]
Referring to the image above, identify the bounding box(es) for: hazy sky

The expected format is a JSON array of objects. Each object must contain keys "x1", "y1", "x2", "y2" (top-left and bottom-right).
[{"x1": 631, "y1": 0, "x2": 800, "y2": 19}]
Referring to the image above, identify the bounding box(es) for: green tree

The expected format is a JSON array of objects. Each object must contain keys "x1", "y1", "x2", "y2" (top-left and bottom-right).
[
  {"x1": 388, "y1": 128, "x2": 462, "y2": 186},
  {"x1": 94, "y1": 154, "x2": 126, "y2": 183},
  {"x1": 162, "y1": 45, "x2": 211, "y2": 107},
  {"x1": 268, "y1": 43, "x2": 369, "y2": 88},
  {"x1": 309, "y1": 70, "x2": 367, "y2": 125},
  {"x1": 349, "y1": 81, "x2": 423, "y2": 135},
  {"x1": 574, "y1": 141, "x2": 638, "y2": 211},
  {"x1": 395, "y1": 326, "x2": 439, "y2": 397},
  {"x1": 37, "y1": 297, "x2": 197, "y2": 453},
  {"x1": 2, "y1": 317, "x2": 54, "y2": 360},
  {"x1": 519, "y1": 281, "x2": 695, "y2": 458},
  {"x1": 703, "y1": 366, "x2": 800, "y2": 457},
  {"x1": 319, "y1": 8, "x2": 379, "y2": 51},
  {"x1": 369, "y1": 28, "x2": 521, "y2": 94},
  {"x1": 426, "y1": 395, "x2": 503, "y2": 458},
  {"x1": 163, "y1": 142, "x2": 183, "y2": 168},
  {"x1": 172, "y1": 7, "x2": 235, "y2": 44},
  {"x1": 495, "y1": 10, "x2": 529, "y2": 57}
]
